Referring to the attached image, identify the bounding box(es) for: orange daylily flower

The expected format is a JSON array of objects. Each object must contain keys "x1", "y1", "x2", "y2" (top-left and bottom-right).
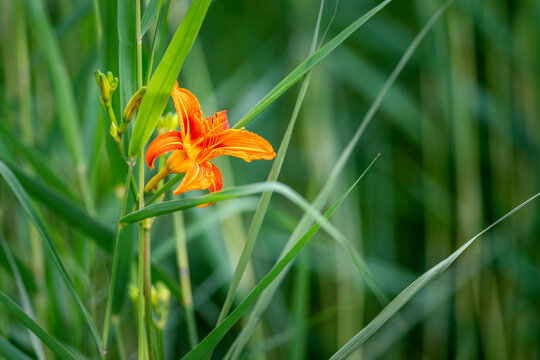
[{"x1": 144, "y1": 82, "x2": 276, "y2": 205}]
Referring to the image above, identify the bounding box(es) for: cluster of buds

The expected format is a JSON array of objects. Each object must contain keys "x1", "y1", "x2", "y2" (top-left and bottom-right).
[
  {"x1": 95, "y1": 70, "x2": 118, "y2": 108},
  {"x1": 129, "y1": 282, "x2": 171, "y2": 330},
  {"x1": 95, "y1": 70, "x2": 121, "y2": 143}
]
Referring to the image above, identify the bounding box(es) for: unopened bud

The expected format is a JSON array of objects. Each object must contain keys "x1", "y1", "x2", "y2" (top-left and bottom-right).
[{"x1": 119, "y1": 87, "x2": 146, "y2": 133}]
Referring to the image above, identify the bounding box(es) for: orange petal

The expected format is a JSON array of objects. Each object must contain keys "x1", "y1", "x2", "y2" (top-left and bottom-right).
[
  {"x1": 165, "y1": 150, "x2": 191, "y2": 174},
  {"x1": 202, "y1": 129, "x2": 276, "y2": 163},
  {"x1": 205, "y1": 110, "x2": 229, "y2": 133},
  {"x1": 172, "y1": 83, "x2": 205, "y2": 141},
  {"x1": 145, "y1": 131, "x2": 183, "y2": 169},
  {"x1": 173, "y1": 162, "x2": 223, "y2": 198}
]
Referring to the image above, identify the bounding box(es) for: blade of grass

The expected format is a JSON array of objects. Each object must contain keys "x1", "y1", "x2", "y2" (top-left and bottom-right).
[
  {"x1": 226, "y1": 2, "x2": 454, "y2": 355},
  {"x1": 215, "y1": 0, "x2": 325, "y2": 330},
  {"x1": 0, "y1": 233, "x2": 46, "y2": 360},
  {"x1": 181, "y1": 156, "x2": 379, "y2": 359},
  {"x1": 0, "y1": 160, "x2": 103, "y2": 353},
  {"x1": 128, "y1": 0, "x2": 211, "y2": 157},
  {"x1": 329, "y1": 193, "x2": 540, "y2": 360},
  {"x1": 232, "y1": 0, "x2": 391, "y2": 129},
  {"x1": 0, "y1": 292, "x2": 77, "y2": 360}
]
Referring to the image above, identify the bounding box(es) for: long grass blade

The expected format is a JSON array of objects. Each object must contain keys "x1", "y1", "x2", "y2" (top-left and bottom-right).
[
  {"x1": 0, "y1": 292, "x2": 77, "y2": 360},
  {"x1": 232, "y1": 0, "x2": 391, "y2": 129},
  {"x1": 329, "y1": 193, "x2": 540, "y2": 360},
  {"x1": 128, "y1": 0, "x2": 211, "y2": 157},
  {"x1": 0, "y1": 160, "x2": 103, "y2": 352}
]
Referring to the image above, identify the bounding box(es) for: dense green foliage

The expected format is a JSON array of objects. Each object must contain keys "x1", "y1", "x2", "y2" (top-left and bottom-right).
[{"x1": 0, "y1": 0, "x2": 539, "y2": 359}]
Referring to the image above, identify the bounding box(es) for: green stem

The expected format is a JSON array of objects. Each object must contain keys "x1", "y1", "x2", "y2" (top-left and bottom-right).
[
  {"x1": 173, "y1": 211, "x2": 199, "y2": 348},
  {"x1": 135, "y1": 0, "x2": 154, "y2": 357},
  {"x1": 102, "y1": 164, "x2": 133, "y2": 353},
  {"x1": 106, "y1": 104, "x2": 119, "y2": 128}
]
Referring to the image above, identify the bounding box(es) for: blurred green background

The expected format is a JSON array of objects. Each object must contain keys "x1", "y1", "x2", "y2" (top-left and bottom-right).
[{"x1": 1, "y1": 0, "x2": 539, "y2": 359}]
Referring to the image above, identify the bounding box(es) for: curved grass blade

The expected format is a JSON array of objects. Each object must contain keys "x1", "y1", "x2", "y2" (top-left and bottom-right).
[
  {"x1": 233, "y1": 0, "x2": 392, "y2": 129},
  {"x1": 0, "y1": 234, "x2": 46, "y2": 360},
  {"x1": 120, "y1": 181, "x2": 340, "y2": 244},
  {"x1": 0, "y1": 292, "x2": 77, "y2": 360},
  {"x1": 182, "y1": 157, "x2": 379, "y2": 359},
  {"x1": 128, "y1": 0, "x2": 211, "y2": 157},
  {"x1": 329, "y1": 193, "x2": 540, "y2": 360},
  {"x1": 0, "y1": 160, "x2": 103, "y2": 353},
  {"x1": 0, "y1": 335, "x2": 33, "y2": 360}
]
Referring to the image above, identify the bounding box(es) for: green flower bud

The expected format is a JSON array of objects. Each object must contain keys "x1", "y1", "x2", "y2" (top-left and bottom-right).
[
  {"x1": 119, "y1": 86, "x2": 146, "y2": 134},
  {"x1": 94, "y1": 69, "x2": 118, "y2": 108}
]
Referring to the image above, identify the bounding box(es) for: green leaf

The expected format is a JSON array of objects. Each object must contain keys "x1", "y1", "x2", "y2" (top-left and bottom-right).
[
  {"x1": 0, "y1": 160, "x2": 103, "y2": 352},
  {"x1": 0, "y1": 292, "x2": 77, "y2": 360},
  {"x1": 128, "y1": 0, "x2": 211, "y2": 157},
  {"x1": 182, "y1": 158, "x2": 378, "y2": 359},
  {"x1": 232, "y1": 0, "x2": 392, "y2": 129},
  {"x1": 120, "y1": 182, "x2": 338, "y2": 235},
  {"x1": 141, "y1": 0, "x2": 160, "y2": 36},
  {"x1": 329, "y1": 193, "x2": 540, "y2": 360}
]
